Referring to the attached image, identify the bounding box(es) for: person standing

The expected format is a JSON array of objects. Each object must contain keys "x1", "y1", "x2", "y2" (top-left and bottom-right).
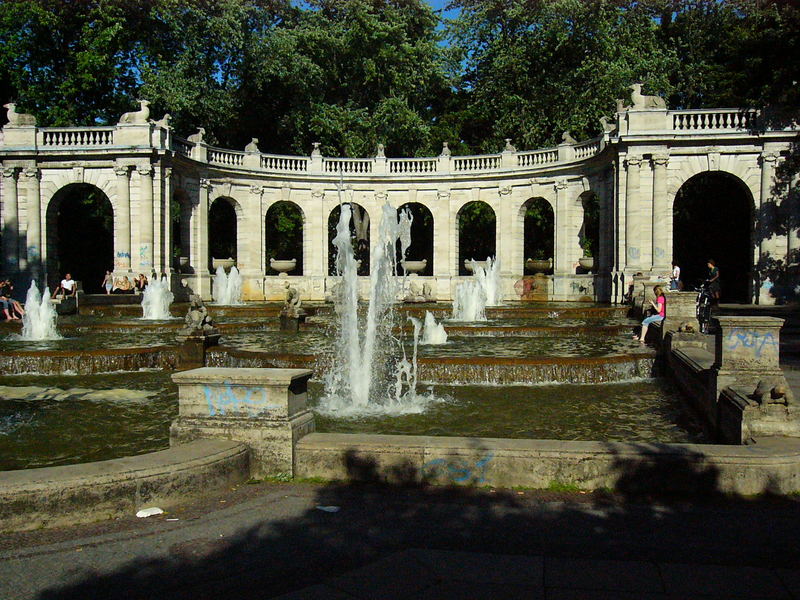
[
  {"x1": 102, "y1": 270, "x2": 114, "y2": 295},
  {"x1": 707, "y1": 259, "x2": 721, "y2": 302},
  {"x1": 670, "y1": 261, "x2": 681, "y2": 291}
]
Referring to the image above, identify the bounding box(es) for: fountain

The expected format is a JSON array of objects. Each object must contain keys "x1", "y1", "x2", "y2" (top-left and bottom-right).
[
  {"x1": 421, "y1": 311, "x2": 448, "y2": 344},
  {"x1": 474, "y1": 256, "x2": 503, "y2": 306},
  {"x1": 451, "y1": 257, "x2": 502, "y2": 321},
  {"x1": 319, "y1": 203, "x2": 433, "y2": 415},
  {"x1": 212, "y1": 265, "x2": 243, "y2": 305},
  {"x1": 141, "y1": 278, "x2": 174, "y2": 320},
  {"x1": 21, "y1": 281, "x2": 61, "y2": 340}
]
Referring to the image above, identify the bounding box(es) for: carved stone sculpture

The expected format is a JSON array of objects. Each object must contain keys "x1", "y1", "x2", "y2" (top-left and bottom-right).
[
  {"x1": 599, "y1": 116, "x2": 617, "y2": 133},
  {"x1": 187, "y1": 128, "x2": 205, "y2": 143},
  {"x1": 282, "y1": 283, "x2": 305, "y2": 319},
  {"x1": 151, "y1": 113, "x2": 171, "y2": 129},
  {"x1": 3, "y1": 103, "x2": 36, "y2": 126},
  {"x1": 561, "y1": 131, "x2": 577, "y2": 145},
  {"x1": 178, "y1": 294, "x2": 219, "y2": 340},
  {"x1": 118, "y1": 100, "x2": 150, "y2": 125},
  {"x1": 629, "y1": 83, "x2": 667, "y2": 109},
  {"x1": 245, "y1": 138, "x2": 260, "y2": 152}
]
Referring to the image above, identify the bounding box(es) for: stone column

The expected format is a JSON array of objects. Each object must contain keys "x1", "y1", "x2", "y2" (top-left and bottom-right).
[
  {"x1": 23, "y1": 167, "x2": 42, "y2": 279},
  {"x1": 758, "y1": 152, "x2": 782, "y2": 261},
  {"x1": 137, "y1": 165, "x2": 154, "y2": 273},
  {"x1": 553, "y1": 179, "x2": 570, "y2": 274},
  {"x1": 193, "y1": 178, "x2": 211, "y2": 298},
  {"x1": 651, "y1": 153, "x2": 670, "y2": 272},
  {"x1": 2, "y1": 167, "x2": 19, "y2": 272},
  {"x1": 162, "y1": 167, "x2": 173, "y2": 274},
  {"x1": 624, "y1": 154, "x2": 642, "y2": 270},
  {"x1": 114, "y1": 165, "x2": 132, "y2": 272},
  {"x1": 496, "y1": 188, "x2": 513, "y2": 284}
]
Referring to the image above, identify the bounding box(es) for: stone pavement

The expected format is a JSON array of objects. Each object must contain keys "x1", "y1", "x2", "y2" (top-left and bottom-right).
[{"x1": 2, "y1": 481, "x2": 800, "y2": 600}]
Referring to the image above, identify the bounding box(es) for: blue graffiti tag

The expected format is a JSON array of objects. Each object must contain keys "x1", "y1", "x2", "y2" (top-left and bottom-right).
[
  {"x1": 116, "y1": 251, "x2": 131, "y2": 259},
  {"x1": 203, "y1": 383, "x2": 280, "y2": 417},
  {"x1": 421, "y1": 452, "x2": 493, "y2": 484},
  {"x1": 725, "y1": 328, "x2": 778, "y2": 359}
]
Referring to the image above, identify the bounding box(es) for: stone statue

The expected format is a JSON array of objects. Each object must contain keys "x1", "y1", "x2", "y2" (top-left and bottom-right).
[
  {"x1": 187, "y1": 128, "x2": 205, "y2": 143},
  {"x1": 118, "y1": 100, "x2": 150, "y2": 125},
  {"x1": 629, "y1": 83, "x2": 667, "y2": 110},
  {"x1": 561, "y1": 131, "x2": 577, "y2": 145},
  {"x1": 178, "y1": 294, "x2": 219, "y2": 340},
  {"x1": 440, "y1": 142, "x2": 451, "y2": 157},
  {"x1": 245, "y1": 138, "x2": 260, "y2": 152},
  {"x1": 282, "y1": 282, "x2": 305, "y2": 318},
  {"x1": 404, "y1": 282, "x2": 434, "y2": 303},
  {"x1": 375, "y1": 144, "x2": 385, "y2": 158},
  {"x1": 3, "y1": 103, "x2": 36, "y2": 126},
  {"x1": 599, "y1": 116, "x2": 617, "y2": 133},
  {"x1": 151, "y1": 113, "x2": 171, "y2": 129},
  {"x1": 504, "y1": 138, "x2": 516, "y2": 152}
]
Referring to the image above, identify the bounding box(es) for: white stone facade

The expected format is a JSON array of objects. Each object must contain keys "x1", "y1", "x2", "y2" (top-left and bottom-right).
[{"x1": 1, "y1": 105, "x2": 796, "y2": 302}]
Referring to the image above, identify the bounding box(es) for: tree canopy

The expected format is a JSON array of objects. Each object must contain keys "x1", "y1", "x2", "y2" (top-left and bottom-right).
[{"x1": 1, "y1": 0, "x2": 798, "y2": 155}]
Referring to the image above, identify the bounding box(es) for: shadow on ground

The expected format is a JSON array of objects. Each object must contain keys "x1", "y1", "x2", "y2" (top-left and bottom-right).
[{"x1": 35, "y1": 447, "x2": 800, "y2": 600}]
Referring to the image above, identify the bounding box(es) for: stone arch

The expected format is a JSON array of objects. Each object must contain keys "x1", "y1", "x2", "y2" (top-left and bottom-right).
[
  {"x1": 396, "y1": 202, "x2": 434, "y2": 276},
  {"x1": 457, "y1": 200, "x2": 496, "y2": 276},
  {"x1": 208, "y1": 195, "x2": 243, "y2": 271},
  {"x1": 328, "y1": 202, "x2": 370, "y2": 276},
  {"x1": 45, "y1": 183, "x2": 114, "y2": 293},
  {"x1": 672, "y1": 170, "x2": 755, "y2": 302},
  {"x1": 265, "y1": 200, "x2": 305, "y2": 276},
  {"x1": 518, "y1": 197, "x2": 554, "y2": 273}
]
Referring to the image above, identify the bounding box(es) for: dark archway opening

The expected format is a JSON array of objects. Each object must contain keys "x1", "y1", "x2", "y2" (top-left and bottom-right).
[
  {"x1": 266, "y1": 201, "x2": 304, "y2": 275},
  {"x1": 46, "y1": 184, "x2": 113, "y2": 294},
  {"x1": 523, "y1": 197, "x2": 554, "y2": 270},
  {"x1": 673, "y1": 172, "x2": 753, "y2": 303},
  {"x1": 328, "y1": 203, "x2": 370, "y2": 276},
  {"x1": 458, "y1": 201, "x2": 496, "y2": 275},
  {"x1": 209, "y1": 197, "x2": 237, "y2": 270},
  {"x1": 396, "y1": 202, "x2": 434, "y2": 276}
]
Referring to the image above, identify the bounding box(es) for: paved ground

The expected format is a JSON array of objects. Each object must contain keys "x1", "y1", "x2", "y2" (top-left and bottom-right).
[
  {"x1": 4, "y1": 303, "x2": 800, "y2": 599},
  {"x1": 2, "y1": 481, "x2": 800, "y2": 600}
]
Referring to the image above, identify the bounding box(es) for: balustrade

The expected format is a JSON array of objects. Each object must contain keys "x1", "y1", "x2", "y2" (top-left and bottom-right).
[
  {"x1": 261, "y1": 155, "x2": 309, "y2": 173},
  {"x1": 208, "y1": 147, "x2": 245, "y2": 167},
  {"x1": 323, "y1": 158, "x2": 373, "y2": 174},
  {"x1": 388, "y1": 158, "x2": 438, "y2": 174},
  {"x1": 517, "y1": 149, "x2": 559, "y2": 167},
  {"x1": 453, "y1": 154, "x2": 502, "y2": 172},
  {"x1": 672, "y1": 109, "x2": 759, "y2": 131},
  {"x1": 574, "y1": 141, "x2": 601, "y2": 160},
  {"x1": 41, "y1": 128, "x2": 114, "y2": 147},
  {"x1": 172, "y1": 137, "x2": 193, "y2": 157}
]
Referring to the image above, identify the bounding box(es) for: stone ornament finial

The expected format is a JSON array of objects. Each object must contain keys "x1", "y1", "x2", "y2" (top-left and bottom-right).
[
  {"x1": 629, "y1": 83, "x2": 667, "y2": 110},
  {"x1": 375, "y1": 143, "x2": 385, "y2": 158},
  {"x1": 187, "y1": 128, "x2": 205, "y2": 143},
  {"x1": 3, "y1": 103, "x2": 36, "y2": 127},
  {"x1": 440, "y1": 142, "x2": 451, "y2": 157},
  {"x1": 151, "y1": 113, "x2": 171, "y2": 129},
  {"x1": 503, "y1": 138, "x2": 516, "y2": 152},
  {"x1": 245, "y1": 138, "x2": 260, "y2": 153},
  {"x1": 599, "y1": 116, "x2": 617, "y2": 133},
  {"x1": 118, "y1": 99, "x2": 150, "y2": 125},
  {"x1": 311, "y1": 142, "x2": 322, "y2": 157}
]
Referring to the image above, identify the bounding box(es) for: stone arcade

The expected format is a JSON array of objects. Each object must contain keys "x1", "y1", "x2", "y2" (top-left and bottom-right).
[{"x1": 1, "y1": 92, "x2": 797, "y2": 302}]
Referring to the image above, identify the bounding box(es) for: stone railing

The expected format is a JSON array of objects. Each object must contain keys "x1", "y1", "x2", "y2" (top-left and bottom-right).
[
  {"x1": 207, "y1": 146, "x2": 245, "y2": 167},
  {"x1": 322, "y1": 157, "x2": 373, "y2": 174},
  {"x1": 172, "y1": 136, "x2": 194, "y2": 157},
  {"x1": 39, "y1": 127, "x2": 115, "y2": 147},
  {"x1": 574, "y1": 139, "x2": 602, "y2": 160},
  {"x1": 388, "y1": 157, "x2": 438, "y2": 174},
  {"x1": 671, "y1": 109, "x2": 760, "y2": 132},
  {"x1": 261, "y1": 154, "x2": 309, "y2": 173},
  {"x1": 517, "y1": 148, "x2": 559, "y2": 167},
  {"x1": 452, "y1": 153, "x2": 502, "y2": 172}
]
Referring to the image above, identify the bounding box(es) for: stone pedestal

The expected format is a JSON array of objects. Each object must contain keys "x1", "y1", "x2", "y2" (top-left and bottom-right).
[
  {"x1": 170, "y1": 367, "x2": 315, "y2": 478},
  {"x1": 279, "y1": 313, "x2": 305, "y2": 332},
  {"x1": 177, "y1": 333, "x2": 220, "y2": 370},
  {"x1": 663, "y1": 290, "x2": 697, "y2": 332}
]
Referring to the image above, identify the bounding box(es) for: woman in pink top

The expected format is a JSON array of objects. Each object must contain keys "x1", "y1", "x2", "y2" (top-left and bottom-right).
[{"x1": 636, "y1": 285, "x2": 666, "y2": 343}]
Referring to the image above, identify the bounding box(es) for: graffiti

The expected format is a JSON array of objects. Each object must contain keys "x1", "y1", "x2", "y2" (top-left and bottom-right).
[
  {"x1": 139, "y1": 244, "x2": 151, "y2": 267},
  {"x1": 654, "y1": 247, "x2": 665, "y2": 259},
  {"x1": 725, "y1": 328, "x2": 778, "y2": 359},
  {"x1": 116, "y1": 251, "x2": 131, "y2": 259},
  {"x1": 627, "y1": 247, "x2": 640, "y2": 260},
  {"x1": 421, "y1": 452, "x2": 493, "y2": 484},
  {"x1": 27, "y1": 245, "x2": 39, "y2": 260},
  {"x1": 203, "y1": 383, "x2": 280, "y2": 417}
]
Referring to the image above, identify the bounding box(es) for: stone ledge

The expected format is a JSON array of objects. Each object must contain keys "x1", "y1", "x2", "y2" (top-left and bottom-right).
[
  {"x1": 296, "y1": 433, "x2": 800, "y2": 495},
  {"x1": 0, "y1": 440, "x2": 249, "y2": 532}
]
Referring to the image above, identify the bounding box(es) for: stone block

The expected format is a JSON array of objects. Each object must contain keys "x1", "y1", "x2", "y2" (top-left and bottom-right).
[
  {"x1": 715, "y1": 316, "x2": 782, "y2": 371},
  {"x1": 113, "y1": 123, "x2": 153, "y2": 147},
  {"x1": 170, "y1": 367, "x2": 315, "y2": 478}
]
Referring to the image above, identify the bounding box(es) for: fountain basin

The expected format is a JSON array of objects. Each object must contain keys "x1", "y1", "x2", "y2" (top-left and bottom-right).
[
  {"x1": 401, "y1": 259, "x2": 427, "y2": 274},
  {"x1": 269, "y1": 258, "x2": 297, "y2": 275},
  {"x1": 212, "y1": 258, "x2": 236, "y2": 272}
]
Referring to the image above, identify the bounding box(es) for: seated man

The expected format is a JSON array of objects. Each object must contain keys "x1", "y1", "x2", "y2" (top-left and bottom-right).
[{"x1": 52, "y1": 273, "x2": 77, "y2": 298}]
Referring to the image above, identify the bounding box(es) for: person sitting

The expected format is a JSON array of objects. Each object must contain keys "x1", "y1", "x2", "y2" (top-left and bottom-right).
[
  {"x1": 52, "y1": 273, "x2": 77, "y2": 298},
  {"x1": 634, "y1": 285, "x2": 666, "y2": 343},
  {"x1": 0, "y1": 279, "x2": 22, "y2": 320},
  {"x1": 134, "y1": 273, "x2": 148, "y2": 294},
  {"x1": 112, "y1": 276, "x2": 134, "y2": 294}
]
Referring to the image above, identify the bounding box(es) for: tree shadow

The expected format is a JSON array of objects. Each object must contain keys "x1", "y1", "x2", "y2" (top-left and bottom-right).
[{"x1": 28, "y1": 440, "x2": 800, "y2": 600}]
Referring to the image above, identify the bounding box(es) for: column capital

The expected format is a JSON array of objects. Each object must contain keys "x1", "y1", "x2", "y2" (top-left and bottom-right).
[
  {"x1": 374, "y1": 191, "x2": 388, "y2": 202},
  {"x1": 553, "y1": 178, "x2": 569, "y2": 191},
  {"x1": 136, "y1": 164, "x2": 153, "y2": 177},
  {"x1": 1, "y1": 166, "x2": 18, "y2": 179},
  {"x1": 624, "y1": 155, "x2": 643, "y2": 168},
  {"x1": 652, "y1": 154, "x2": 669, "y2": 167},
  {"x1": 199, "y1": 178, "x2": 212, "y2": 190},
  {"x1": 163, "y1": 167, "x2": 173, "y2": 180},
  {"x1": 760, "y1": 151, "x2": 780, "y2": 165},
  {"x1": 23, "y1": 167, "x2": 40, "y2": 179},
  {"x1": 249, "y1": 185, "x2": 263, "y2": 196},
  {"x1": 114, "y1": 165, "x2": 130, "y2": 178}
]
